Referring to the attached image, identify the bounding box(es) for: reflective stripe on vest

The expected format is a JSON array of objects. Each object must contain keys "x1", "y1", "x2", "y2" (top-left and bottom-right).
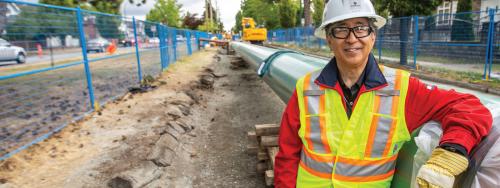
[
  {"x1": 296, "y1": 66, "x2": 410, "y2": 186},
  {"x1": 334, "y1": 155, "x2": 397, "y2": 182},
  {"x1": 300, "y1": 148, "x2": 334, "y2": 179},
  {"x1": 365, "y1": 68, "x2": 402, "y2": 158},
  {"x1": 303, "y1": 71, "x2": 331, "y2": 154}
]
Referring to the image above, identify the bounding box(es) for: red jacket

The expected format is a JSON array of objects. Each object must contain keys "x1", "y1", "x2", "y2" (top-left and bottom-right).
[{"x1": 274, "y1": 56, "x2": 492, "y2": 188}]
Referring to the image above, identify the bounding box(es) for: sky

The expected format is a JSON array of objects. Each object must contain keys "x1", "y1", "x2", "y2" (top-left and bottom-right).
[{"x1": 20, "y1": 0, "x2": 241, "y2": 31}]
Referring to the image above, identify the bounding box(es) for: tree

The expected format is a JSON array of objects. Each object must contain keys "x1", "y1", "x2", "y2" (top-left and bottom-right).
[
  {"x1": 182, "y1": 12, "x2": 204, "y2": 30},
  {"x1": 374, "y1": 0, "x2": 443, "y2": 65},
  {"x1": 146, "y1": 0, "x2": 182, "y2": 27},
  {"x1": 6, "y1": 0, "x2": 79, "y2": 43},
  {"x1": 89, "y1": 0, "x2": 123, "y2": 14},
  {"x1": 239, "y1": 0, "x2": 280, "y2": 30},
  {"x1": 233, "y1": 10, "x2": 243, "y2": 33},
  {"x1": 199, "y1": 1, "x2": 221, "y2": 33},
  {"x1": 312, "y1": 0, "x2": 324, "y2": 27},
  {"x1": 279, "y1": 0, "x2": 299, "y2": 28},
  {"x1": 451, "y1": 0, "x2": 474, "y2": 41},
  {"x1": 303, "y1": 0, "x2": 312, "y2": 27},
  {"x1": 39, "y1": 0, "x2": 75, "y2": 7}
]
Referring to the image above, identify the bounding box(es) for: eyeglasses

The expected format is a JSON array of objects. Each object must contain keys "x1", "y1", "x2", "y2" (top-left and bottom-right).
[{"x1": 327, "y1": 26, "x2": 373, "y2": 39}]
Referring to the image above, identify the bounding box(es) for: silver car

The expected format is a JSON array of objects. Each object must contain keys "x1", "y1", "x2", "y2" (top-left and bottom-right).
[
  {"x1": 0, "y1": 38, "x2": 26, "y2": 64},
  {"x1": 86, "y1": 38, "x2": 110, "y2": 53}
]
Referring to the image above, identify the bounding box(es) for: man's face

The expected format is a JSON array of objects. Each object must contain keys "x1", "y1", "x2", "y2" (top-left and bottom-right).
[{"x1": 326, "y1": 17, "x2": 376, "y2": 69}]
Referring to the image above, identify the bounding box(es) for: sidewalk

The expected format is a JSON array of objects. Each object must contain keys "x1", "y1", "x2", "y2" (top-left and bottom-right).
[{"x1": 375, "y1": 55, "x2": 500, "y2": 79}]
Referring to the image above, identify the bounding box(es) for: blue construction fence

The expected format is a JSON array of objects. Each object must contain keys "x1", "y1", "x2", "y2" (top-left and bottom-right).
[
  {"x1": 268, "y1": 9, "x2": 500, "y2": 80},
  {"x1": 0, "y1": 0, "x2": 221, "y2": 160}
]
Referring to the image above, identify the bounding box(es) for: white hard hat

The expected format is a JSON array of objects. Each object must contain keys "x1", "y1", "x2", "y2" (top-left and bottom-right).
[{"x1": 314, "y1": 0, "x2": 386, "y2": 39}]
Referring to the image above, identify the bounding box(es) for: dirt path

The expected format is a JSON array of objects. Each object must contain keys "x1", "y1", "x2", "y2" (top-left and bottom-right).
[{"x1": 0, "y1": 47, "x2": 285, "y2": 188}]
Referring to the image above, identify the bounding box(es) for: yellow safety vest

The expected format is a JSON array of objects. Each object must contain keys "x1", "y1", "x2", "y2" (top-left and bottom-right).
[{"x1": 295, "y1": 65, "x2": 411, "y2": 188}]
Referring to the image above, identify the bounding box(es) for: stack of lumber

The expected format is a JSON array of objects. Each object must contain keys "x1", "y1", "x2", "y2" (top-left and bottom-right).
[{"x1": 247, "y1": 123, "x2": 280, "y2": 187}]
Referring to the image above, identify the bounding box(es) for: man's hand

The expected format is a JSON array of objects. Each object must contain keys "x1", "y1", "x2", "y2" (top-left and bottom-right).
[{"x1": 416, "y1": 148, "x2": 469, "y2": 188}]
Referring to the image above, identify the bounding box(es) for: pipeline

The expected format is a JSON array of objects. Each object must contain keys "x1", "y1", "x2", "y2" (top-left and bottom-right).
[
  {"x1": 231, "y1": 42, "x2": 329, "y2": 102},
  {"x1": 231, "y1": 41, "x2": 500, "y2": 187}
]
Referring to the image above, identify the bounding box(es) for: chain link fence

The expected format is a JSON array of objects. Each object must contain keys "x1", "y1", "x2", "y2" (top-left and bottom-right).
[
  {"x1": 268, "y1": 10, "x2": 500, "y2": 81},
  {"x1": 0, "y1": 1, "x2": 215, "y2": 160}
]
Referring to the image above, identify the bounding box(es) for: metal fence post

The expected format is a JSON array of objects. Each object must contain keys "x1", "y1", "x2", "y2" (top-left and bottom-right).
[
  {"x1": 165, "y1": 26, "x2": 170, "y2": 65},
  {"x1": 173, "y1": 29, "x2": 177, "y2": 61},
  {"x1": 157, "y1": 23, "x2": 166, "y2": 70},
  {"x1": 484, "y1": 9, "x2": 495, "y2": 80},
  {"x1": 132, "y1": 17, "x2": 143, "y2": 83},
  {"x1": 76, "y1": 7, "x2": 97, "y2": 110},
  {"x1": 488, "y1": 9, "x2": 496, "y2": 79},
  {"x1": 378, "y1": 26, "x2": 384, "y2": 63},
  {"x1": 196, "y1": 31, "x2": 200, "y2": 50},
  {"x1": 413, "y1": 15, "x2": 419, "y2": 68},
  {"x1": 186, "y1": 30, "x2": 192, "y2": 55}
]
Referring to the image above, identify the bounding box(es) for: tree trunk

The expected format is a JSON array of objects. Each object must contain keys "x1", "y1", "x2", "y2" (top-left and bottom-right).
[
  {"x1": 304, "y1": 0, "x2": 312, "y2": 27},
  {"x1": 399, "y1": 18, "x2": 409, "y2": 65}
]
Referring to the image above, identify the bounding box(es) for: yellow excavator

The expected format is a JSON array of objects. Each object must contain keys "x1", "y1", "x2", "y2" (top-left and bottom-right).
[{"x1": 242, "y1": 17, "x2": 267, "y2": 45}]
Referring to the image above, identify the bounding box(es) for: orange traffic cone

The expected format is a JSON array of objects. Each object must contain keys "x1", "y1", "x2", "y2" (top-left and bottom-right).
[{"x1": 107, "y1": 42, "x2": 117, "y2": 54}]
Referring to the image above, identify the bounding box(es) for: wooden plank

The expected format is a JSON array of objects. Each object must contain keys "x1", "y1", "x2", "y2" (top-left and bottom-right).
[
  {"x1": 247, "y1": 131, "x2": 257, "y2": 141},
  {"x1": 255, "y1": 124, "x2": 280, "y2": 136},
  {"x1": 260, "y1": 135, "x2": 278, "y2": 147},
  {"x1": 247, "y1": 143, "x2": 258, "y2": 155},
  {"x1": 257, "y1": 151, "x2": 269, "y2": 161},
  {"x1": 265, "y1": 170, "x2": 274, "y2": 186},
  {"x1": 267, "y1": 147, "x2": 279, "y2": 169}
]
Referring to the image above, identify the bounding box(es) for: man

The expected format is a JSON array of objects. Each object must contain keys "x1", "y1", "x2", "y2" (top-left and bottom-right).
[{"x1": 274, "y1": 0, "x2": 492, "y2": 187}]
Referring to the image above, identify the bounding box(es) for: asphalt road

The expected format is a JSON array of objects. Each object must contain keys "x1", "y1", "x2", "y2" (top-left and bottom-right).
[{"x1": 0, "y1": 44, "x2": 191, "y2": 68}]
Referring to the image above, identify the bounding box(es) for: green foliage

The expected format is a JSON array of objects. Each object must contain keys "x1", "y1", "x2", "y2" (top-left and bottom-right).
[
  {"x1": 451, "y1": 0, "x2": 474, "y2": 41},
  {"x1": 373, "y1": 0, "x2": 443, "y2": 65},
  {"x1": 424, "y1": 15, "x2": 437, "y2": 30},
  {"x1": 90, "y1": 0, "x2": 123, "y2": 14},
  {"x1": 95, "y1": 15, "x2": 122, "y2": 39},
  {"x1": 240, "y1": 0, "x2": 280, "y2": 30},
  {"x1": 312, "y1": 0, "x2": 324, "y2": 27},
  {"x1": 374, "y1": 0, "x2": 442, "y2": 17},
  {"x1": 36, "y1": 0, "x2": 123, "y2": 41},
  {"x1": 146, "y1": 0, "x2": 182, "y2": 27},
  {"x1": 5, "y1": 5, "x2": 78, "y2": 41},
  {"x1": 279, "y1": 0, "x2": 299, "y2": 28},
  {"x1": 39, "y1": 0, "x2": 76, "y2": 7},
  {"x1": 234, "y1": 10, "x2": 243, "y2": 33},
  {"x1": 197, "y1": 19, "x2": 219, "y2": 32}
]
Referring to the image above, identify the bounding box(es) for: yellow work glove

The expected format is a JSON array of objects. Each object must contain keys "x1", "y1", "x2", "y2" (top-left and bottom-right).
[{"x1": 416, "y1": 148, "x2": 468, "y2": 188}]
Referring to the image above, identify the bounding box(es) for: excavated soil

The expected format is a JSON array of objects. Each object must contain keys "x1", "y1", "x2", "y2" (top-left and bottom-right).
[{"x1": 0, "y1": 47, "x2": 285, "y2": 188}]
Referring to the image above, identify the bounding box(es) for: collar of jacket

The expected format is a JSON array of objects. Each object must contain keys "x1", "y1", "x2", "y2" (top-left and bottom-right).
[{"x1": 314, "y1": 53, "x2": 388, "y2": 93}]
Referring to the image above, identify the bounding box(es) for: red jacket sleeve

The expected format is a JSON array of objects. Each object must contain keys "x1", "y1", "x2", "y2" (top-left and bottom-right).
[
  {"x1": 274, "y1": 90, "x2": 302, "y2": 188},
  {"x1": 405, "y1": 77, "x2": 492, "y2": 154}
]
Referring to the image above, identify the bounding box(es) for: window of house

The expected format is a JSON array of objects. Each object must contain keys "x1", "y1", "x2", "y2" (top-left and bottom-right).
[{"x1": 438, "y1": 10, "x2": 444, "y2": 24}]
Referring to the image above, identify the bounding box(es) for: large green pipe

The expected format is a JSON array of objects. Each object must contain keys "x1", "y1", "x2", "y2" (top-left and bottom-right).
[
  {"x1": 231, "y1": 42, "x2": 329, "y2": 102},
  {"x1": 231, "y1": 41, "x2": 499, "y2": 187}
]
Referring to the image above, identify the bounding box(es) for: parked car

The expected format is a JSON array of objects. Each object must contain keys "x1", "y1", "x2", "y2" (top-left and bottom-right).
[
  {"x1": 0, "y1": 38, "x2": 26, "y2": 64},
  {"x1": 148, "y1": 37, "x2": 159, "y2": 44},
  {"x1": 86, "y1": 38, "x2": 110, "y2": 53},
  {"x1": 176, "y1": 35, "x2": 186, "y2": 42},
  {"x1": 119, "y1": 38, "x2": 135, "y2": 47}
]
